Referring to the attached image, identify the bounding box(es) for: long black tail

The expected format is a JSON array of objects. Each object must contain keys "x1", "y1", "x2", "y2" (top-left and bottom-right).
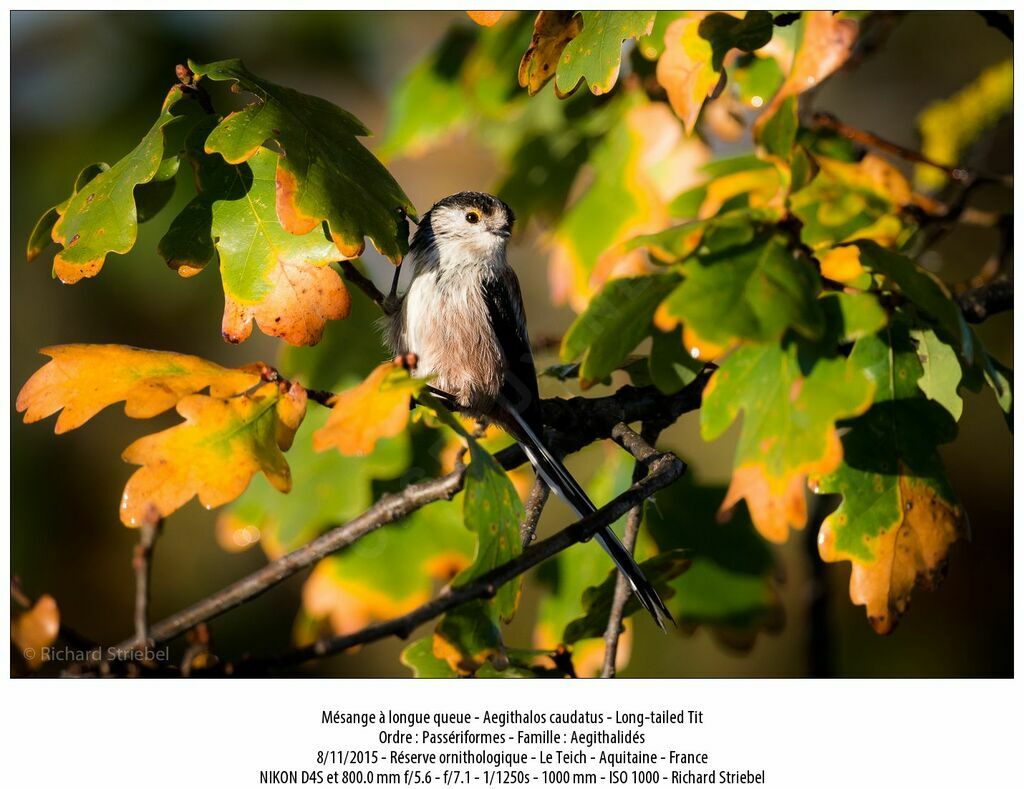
[{"x1": 503, "y1": 405, "x2": 673, "y2": 630}]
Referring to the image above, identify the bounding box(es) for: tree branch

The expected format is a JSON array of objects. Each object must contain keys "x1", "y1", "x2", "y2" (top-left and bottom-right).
[
  {"x1": 233, "y1": 437, "x2": 686, "y2": 673},
  {"x1": 339, "y1": 259, "x2": 386, "y2": 307},
  {"x1": 520, "y1": 478, "x2": 550, "y2": 547},
  {"x1": 955, "y1": 274, "x2": 1013, "y2": 323},
  {"x1": 95, "y1": 372, "x2": 712, "y2": 666}
]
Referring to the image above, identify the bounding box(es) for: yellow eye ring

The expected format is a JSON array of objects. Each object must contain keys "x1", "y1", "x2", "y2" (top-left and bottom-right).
[{"x1": 465, "y1": 211, "x2": 480, "y2": 224}]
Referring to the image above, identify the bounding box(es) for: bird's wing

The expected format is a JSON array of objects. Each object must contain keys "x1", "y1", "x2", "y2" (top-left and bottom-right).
[{"x1": 481, "y1": 269, "x2": 543, "y2": 434}]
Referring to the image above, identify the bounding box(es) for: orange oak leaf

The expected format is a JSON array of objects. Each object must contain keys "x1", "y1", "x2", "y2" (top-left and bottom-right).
[
  {"x1": 313, "y1": 362, "x2": 425, "y2": 457},
  {"x1": 120, "y1": 381, "x2": 307, "y2": 527},
  {"x1": 466, "y1": 10, "x2": 505, "y2": 27},
  {"x1": 221, "y1": 257, "x2": 351, "y2": 346},
  {"x1": 12, "y1": 594, "x2": 60, "y2": 670},
  {"x1": 758, "y1": 12, "x2": 857, "y2": 127},
  {"x1": 16, "y1": 344, "x2": 260, "y2": 434}
]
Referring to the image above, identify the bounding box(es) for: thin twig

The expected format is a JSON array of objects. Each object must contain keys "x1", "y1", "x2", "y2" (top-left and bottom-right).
[
  {"x1": 811, "y1": 112, "x2": 1010, "y2": 185},
  {"x1": 601, "y1": 422, "x2": 664, "y2": 679},
  {"x1": 233, "y1": 444, "x2": 686, "y2": 673},
  {"x1": 95, "y1": 375, "x2": 712, "y2": 666},
  {"x1": 339, "y1": 260, "x2": 386, "y2": 306},
  {"x1": 520, "y1": 478, "x2": 550, "y2": 547},
  {"x1": 132, "y1": 515, "x2": 161, "y2": 647}
]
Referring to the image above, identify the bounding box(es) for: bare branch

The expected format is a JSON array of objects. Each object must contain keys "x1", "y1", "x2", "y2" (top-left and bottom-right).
[
  {"x1": 811, "y1": 112, "x2": 1012, "y2": 187},
  {"x1": 96, "y1": 372, "x2": 712, "y2": 666},
  {"x1": 956, "y1": 274, "x2": 1013, "y2": 323},
  {"x1": 339, "y1": 259, "x2": 386, "y2": 307},
  {"x1": 520, "y1": 478, "x2": 550, "y2": 547},
  {"x1": 132, "y1": 515, "x2": 161, "y2": 647},
  {"x1": 601, "y1": 423, "x2": 663, "y2": 679}
]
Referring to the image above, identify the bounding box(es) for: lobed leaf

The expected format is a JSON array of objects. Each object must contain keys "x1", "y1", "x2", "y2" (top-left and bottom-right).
[
  {"x1": 656, "y1": 16, "x2": 721, "y2": 134},
  {"x1": 16, "y1": 344, "x2": 259, "y2": 434},
  {"x1": 701, "y1": 333, "x2": 876, "y2": 542},
  {"x1": 120, "y1": 381, "x2": 307, "y2": 527},
  {"x1": 42, "y1": 88, "x2": 188, "y2": 283},
  {"x1": 560, "y1": 273, "x2": 682, "y2": 386},
  {"x1": 191, "y1": 58, "x2": 415, "y2": 263},
  {"x1": 656, "y1": 233, "x2": 824, "y2": 357},
  {"x1": 553, "y1": 12, "x2": 656, "y2": 98},
  {"x1": 816, "y1": 316, "x2": 967, "y2": 633},
  {"x1": 212, "y1": 148, "x2": 350, "y2": 345},
  {"x1": 313, "y1": 362, "x2": 425, "y2": 457}
]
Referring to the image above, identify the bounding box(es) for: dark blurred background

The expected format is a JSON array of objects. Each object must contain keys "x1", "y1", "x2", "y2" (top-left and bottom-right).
[{"x1": 10, "y1": 11, "x2": 1012, "y2": 677}]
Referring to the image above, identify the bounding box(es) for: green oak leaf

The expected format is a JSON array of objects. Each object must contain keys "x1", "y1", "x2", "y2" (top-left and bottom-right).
[
  {"x1": 560, "y1": 273, "x2": 682, "y2": 386},
  {"x1": 854, "y1": 241, "x2": 970, "y2": 356},
  {"x1": 191, "y1": 58, "x2": 415, "y2": 262},
  {"x1": 698, "y1": 11, "x2": 775, "y2": 71},
  {"x1": 456, "y1": 428, "x2": 526, "y2": 622},
  {"x1": 209, "y1": 147, "x2": 348, "y2": 346},
  {"x1": 43, "y1": 88, "x2": 188, "y2": 283},
  {"x1": 701, "y1": 332, "x2": 875, "y2": 543},
  {"x1": 645, "y1": 474, "x2": 783, "y2": 649},
  {"x1": 816, "y1": 313, "x2": 967, "y2": 634},
  {"x1": 27, "y1": 163, "x2": 107, "y2": 262},
  {"x1": 658, "y1": 233, "x2": 824, "y2": 353},
  {"x1": 554, "y1": 12, "x2": 656, "y2": 98}
]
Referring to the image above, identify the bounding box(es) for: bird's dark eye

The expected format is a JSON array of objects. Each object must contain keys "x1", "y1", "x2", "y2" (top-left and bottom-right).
[{"x1": 465, "y1": 211, "x2": 480, "y2": 224}]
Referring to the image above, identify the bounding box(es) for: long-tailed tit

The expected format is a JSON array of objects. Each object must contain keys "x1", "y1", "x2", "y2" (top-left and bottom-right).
[{"x1": 386, "y1": 191, "x2": 672, "y2": 629}]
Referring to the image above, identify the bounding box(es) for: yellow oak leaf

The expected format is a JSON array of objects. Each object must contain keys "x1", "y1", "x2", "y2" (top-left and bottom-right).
[
  {"x1": 313, "y1": 362, "x2": 425, "y2": 457},
  {"x1": 656, "y1": 16, "x2": 720, "y2": 134},
  {"x1": 466, "y1": 10, "x2": 505, "y2": 27},
  {"x1": 16, "y1": 344, "x2": 259, "y2": 434},
  {"x1": 12, "y1": 594, "x2": 60, "y2": 670},
  {"x1": 819, "y1": 473, "x2": 967, "y2": 635},
  {"x1": 120, "y1": 381, "x2": 307, "y2": 527}
]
